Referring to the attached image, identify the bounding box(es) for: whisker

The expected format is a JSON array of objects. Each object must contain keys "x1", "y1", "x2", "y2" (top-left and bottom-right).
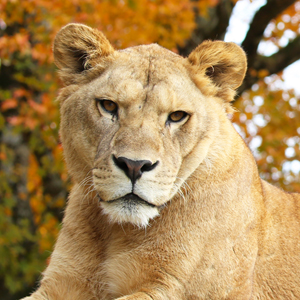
[{"x1": 72, "y1": 169, "x2": 96, "y2": 210}]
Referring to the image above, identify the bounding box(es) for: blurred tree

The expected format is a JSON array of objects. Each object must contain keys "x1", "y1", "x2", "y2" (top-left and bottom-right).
[{"x1": 0, "y1": 0, "x2": 300, "y2": 298}]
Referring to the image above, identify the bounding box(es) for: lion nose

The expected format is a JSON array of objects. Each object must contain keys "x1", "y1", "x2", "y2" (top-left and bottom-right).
[{"x1": 113, "y1": 155, "x2": 159, "y2": 184}]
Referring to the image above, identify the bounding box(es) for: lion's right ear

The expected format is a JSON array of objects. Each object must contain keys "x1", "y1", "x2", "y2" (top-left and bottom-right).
[{"x1": 53, "y1": 23, "x2": 114, "y2": 84}]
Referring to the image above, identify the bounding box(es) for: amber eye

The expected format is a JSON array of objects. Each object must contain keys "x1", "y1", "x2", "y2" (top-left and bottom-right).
[
  {"x1": 97, "y1": 99, "x2": 118, "y2": 114},
  {"x1": 168, "y1": 111, "x2": 188, "y2": 123}
]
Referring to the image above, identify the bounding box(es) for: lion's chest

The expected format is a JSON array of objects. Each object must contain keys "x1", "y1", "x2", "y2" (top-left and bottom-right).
[
  {"x1": 102, "y1": 232, "x2": 151, "y2": 298},
  {"x1": 104, "y1": 253, "x2": 138, "y2": 297}
]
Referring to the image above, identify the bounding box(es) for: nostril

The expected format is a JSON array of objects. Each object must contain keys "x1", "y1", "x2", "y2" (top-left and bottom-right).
[
  {"x1": 112, "y1": 155, "x2": 159, "y2": 184},
  {"x1": 141, "y1": 161, "x2": 159, "y2": 172},
  {"x1": 112, "y1": 155, "x2": 127, "y2": 172}
]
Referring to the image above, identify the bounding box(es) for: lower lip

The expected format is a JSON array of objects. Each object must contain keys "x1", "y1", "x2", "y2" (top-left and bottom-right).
[{"x1": 100, "y1": 193, "x2": 157, "y2": 208}]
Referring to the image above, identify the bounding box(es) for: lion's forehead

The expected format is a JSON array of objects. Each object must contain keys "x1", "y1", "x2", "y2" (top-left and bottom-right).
[
  {"x1": 92, "y1": 52, "x2": 198, "y2": 112},
  {"x1": 119, "y1": 43, "x2": 182, "y2": 61}
]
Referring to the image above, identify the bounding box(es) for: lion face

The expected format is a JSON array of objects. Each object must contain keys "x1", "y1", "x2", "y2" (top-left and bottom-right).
[
  {"x1": 54, "y1": 24, "x2": 246, "y2": 227},
  {"x1": 91, "y1": 50, "x2": 212, "y2": 227}
]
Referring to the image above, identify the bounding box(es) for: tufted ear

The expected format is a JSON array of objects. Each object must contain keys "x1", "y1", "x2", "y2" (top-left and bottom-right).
[
  {"x1": 53, "y1": 23, "x2": 114, "y2": 84},
  {"x1": 188, "y1": 40, "x2": 247, "y2": 102}
]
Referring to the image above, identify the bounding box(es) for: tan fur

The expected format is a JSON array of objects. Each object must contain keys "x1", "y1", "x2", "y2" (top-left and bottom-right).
[{"x1": 23, "y1": 24, "x2": 300, "y2": 300}]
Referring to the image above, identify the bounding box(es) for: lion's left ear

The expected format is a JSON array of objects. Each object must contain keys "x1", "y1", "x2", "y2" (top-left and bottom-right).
[{"x1": 188, "y1": 41, "x2": 247, "y2": 102}]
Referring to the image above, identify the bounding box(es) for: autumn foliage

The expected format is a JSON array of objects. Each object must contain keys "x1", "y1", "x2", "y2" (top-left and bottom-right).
[{"x1": 1, "y1": 0, "x2": 300, "y2": 298}]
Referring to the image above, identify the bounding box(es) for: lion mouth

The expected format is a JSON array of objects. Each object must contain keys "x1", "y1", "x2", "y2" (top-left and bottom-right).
[
  {"x1": 99, "y1": 193, "x2": 158, "y2": 208},
  {"x1": 99, "y1": 193, "x2": 161, "y2": 227}
]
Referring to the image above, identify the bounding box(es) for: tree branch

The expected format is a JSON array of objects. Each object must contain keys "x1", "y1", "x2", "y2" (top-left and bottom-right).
[
  {"x1": 242, "y1": 0, "x2": 297, "y2": 68},
  {"x1": 238, "y1": 35, "x2": 300, "y2": 94},
  {"x1": 178, "y1": 0, "x2": 234, "y2": 56},
  {"x1": 258, "y1": 35, "x2": 300, "y2": 74}
]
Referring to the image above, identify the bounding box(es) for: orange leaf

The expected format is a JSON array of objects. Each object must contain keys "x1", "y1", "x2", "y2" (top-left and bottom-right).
[
  {"x1": 1, "y1": 98, "x2": 18, "y2": 110},
  {"x1": 28, "y1": 99, "x2": 47, "y2": 114}
]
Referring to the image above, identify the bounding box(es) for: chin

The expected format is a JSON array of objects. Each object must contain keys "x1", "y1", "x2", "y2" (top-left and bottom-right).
[{"x1": 100, "y1": 194, "x2": 160, "y2": 228}]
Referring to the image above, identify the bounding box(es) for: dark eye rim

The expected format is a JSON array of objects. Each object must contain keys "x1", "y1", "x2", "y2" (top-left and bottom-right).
[
  {"x1": 167, "y1": 111, "x2": 189, "y2": 124},
  {"x1": 96, "y1": 98, "x2": 118, "y2": 115}
]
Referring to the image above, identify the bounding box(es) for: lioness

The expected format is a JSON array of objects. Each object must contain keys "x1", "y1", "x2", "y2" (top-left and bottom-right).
[{"x1": 23, "y1": 23, "x2": 300, "y2": 300}]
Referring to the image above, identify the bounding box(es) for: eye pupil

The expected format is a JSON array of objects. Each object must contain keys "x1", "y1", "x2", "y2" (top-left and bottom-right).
[
  {"x1": 96, "y1": 99, "x2": 118, "y2": 115},
  {"x1": 102, "y1": 100, "x2": 117, "y2": 112},
  {"x1": 169, "y1": 111, "x2": 188, "y2": 123}
]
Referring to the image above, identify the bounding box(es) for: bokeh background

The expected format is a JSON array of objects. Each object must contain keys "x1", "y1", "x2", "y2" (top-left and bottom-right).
[{"x1": 1, "y1": 0, "x2": 300, "y2": 298}]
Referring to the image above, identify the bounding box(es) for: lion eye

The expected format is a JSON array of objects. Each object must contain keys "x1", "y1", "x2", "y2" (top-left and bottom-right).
[
  {"x1": 168, "y1": 111, "x2": 188, "y2": 123},
  {"x1": 97, "y1": 99, "x2": 118, "y2": 114}
]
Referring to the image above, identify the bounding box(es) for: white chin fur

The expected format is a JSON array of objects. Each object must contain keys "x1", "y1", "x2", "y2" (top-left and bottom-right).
[{"x1": 100, "y1": 201, "x2": 160, "y2": 228}]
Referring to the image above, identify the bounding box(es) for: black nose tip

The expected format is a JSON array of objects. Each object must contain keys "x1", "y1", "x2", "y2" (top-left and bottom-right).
[{"x1": 113, "y1": 155, "x2": 159, "y2": 184}]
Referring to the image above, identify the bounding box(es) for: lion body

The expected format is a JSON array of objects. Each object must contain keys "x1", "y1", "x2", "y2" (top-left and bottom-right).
[{"x1": 23, "y1": 24, "x2": 300, "y2": 300}]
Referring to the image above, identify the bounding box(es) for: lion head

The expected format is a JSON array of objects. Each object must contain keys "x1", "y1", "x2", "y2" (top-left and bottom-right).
[{"x1": 53, "y1": 24, "x2": 247, "y2": 227}]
